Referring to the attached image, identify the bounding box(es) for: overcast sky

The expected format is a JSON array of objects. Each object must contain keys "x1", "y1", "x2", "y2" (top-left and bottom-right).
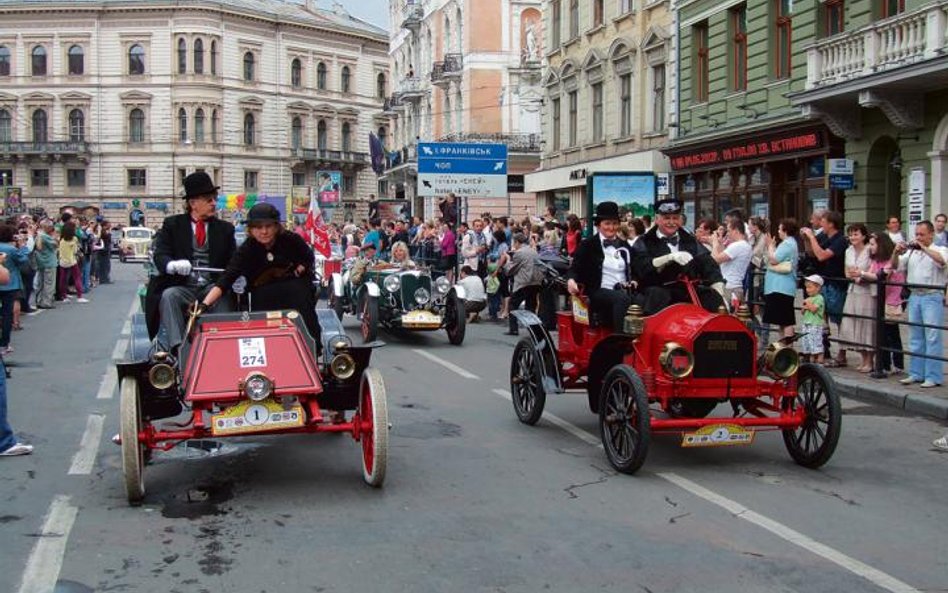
[{"x1": 332, "y1": 0, "x2": 390, "y2": 30}]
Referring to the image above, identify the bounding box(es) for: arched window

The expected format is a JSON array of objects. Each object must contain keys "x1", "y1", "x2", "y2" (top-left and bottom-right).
[
  {"x1": 68, "y1": 45, "x2": 84, "y2": 75},
  {"x1": 193, "y1": 38, "x2": 204, "y2": 74},
  {"x1": 178, "y1": 108, "x2": 188, "y2": 142},
  {"x1": 32, "y1": 109, "x2": 48, "y2": 143},
  {"x1": 445, "y1": 16, "x2": 452, "y2": 55},
  {"x1": 291, "y1": 58, "x2": 302, "y2": 88},
  {"x1": 243, "y1": 52, "x2": 255, "y2": 82},
  {"x1": 194, "y1": 108, "x2": 205, "y2": 143},
  {"x1": 317, "y1": 120, "x2": 327, "y2": 150},
  {"x1": 376, "y1": 72, "x2": 386, "y2": 99},
  {"x1": 211, "y1": 109, "x2": 218, "y2": 143},
  {"x1": 128, "y1": 44, "x2": 145, "y2": 75},
  {"x1": 210, "y1": 40, "x2": 217, "y2": 75},
  {"x1": 243, "y1": 113, "x2": 255, "y2": 146},
  {"x1": 0, "y1": 46, "x2": 10, "y2": 77},
  {"x1": 177, "y1": 38, "x2": 187, "y2": 74},
  {"x1": 31, "y1": 46, "x2": 47, "y2": 76},
  {"x1": 69, "y1": 109, "x2": 85, "y2": 142},
  {"x1": 129, "y1": 108, "x2": 145, "y2": 142},
  {"x1": 0, "y1": 109, "x2": 11, "y2": 142},
  {"x1": 341, "y1": 122, "x2": 351, "y2": 152},
  {"x1": 341, "y1": 66, "x2": 351, "y2": 93},
  {"x1": 291, "y1": 116, "x2": 303, "y2": 149},
  {"x1": 377, "y1": 126, "x2": 387, "y2": 149},
  {"x1": 317, "y1": 62, "x2": 327, "y2": 90}
]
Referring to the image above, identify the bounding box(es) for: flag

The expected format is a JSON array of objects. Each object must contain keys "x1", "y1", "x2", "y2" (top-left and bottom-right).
[
  {"x1": 303, "y1": 189, "x2": 331, "y2": 258},
  {"x1": 369, "y1": 132, "x2": 385, "y2": 176}
]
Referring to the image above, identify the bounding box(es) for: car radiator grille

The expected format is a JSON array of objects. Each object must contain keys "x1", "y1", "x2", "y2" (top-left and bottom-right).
[
  {"x1": 692, "y1": 332, "x2": 755, "y2": 378},
  {"x1": 399, "y1": 275, "x2": 432, "y2": 309}
]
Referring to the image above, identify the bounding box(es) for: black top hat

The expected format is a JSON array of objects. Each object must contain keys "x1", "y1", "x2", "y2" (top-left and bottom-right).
[
  {"x1": 246, "y1": 203, "x2": 281, "y2": 226},
  {"x1": 655, "y1": 198, "x2": 683, "y2": 215},
  {"x1": 593, "y1": 201, "x2": 621, "y2": 223},
  {"x1": 183, "y1": 171, "x2": 220, "y2": 200}
]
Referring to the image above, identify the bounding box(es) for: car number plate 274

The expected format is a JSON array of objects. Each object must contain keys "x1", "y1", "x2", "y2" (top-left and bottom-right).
[
  {"x1": 681, "y1": 424, "x2": 755, "y2": 448},
  {"x1": 211, "y1": 399, "x2": 304, "y2": 436}
]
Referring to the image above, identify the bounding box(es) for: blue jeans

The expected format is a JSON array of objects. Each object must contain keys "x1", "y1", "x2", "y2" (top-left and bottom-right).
[
  {"x1": 0, "y1": 360, "x2": 13, "y2": 452},
  {"x1": 0, "y1": 290, "x2": 15, "y2": 348},
  {"x1": 907, "y1": 292, "x2": 944, "y2": 384},
  {"x1": 81, "y1": 257, "x2": 92, "y2": 293}
]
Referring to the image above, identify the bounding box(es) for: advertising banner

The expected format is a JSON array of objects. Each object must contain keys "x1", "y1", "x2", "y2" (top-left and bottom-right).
[
  {"x1": 317, "y1": 171, "x2": 341, "y2": 205},
  {"x1": 377, "y1": 199, "x2": 411, "y2": 222}
]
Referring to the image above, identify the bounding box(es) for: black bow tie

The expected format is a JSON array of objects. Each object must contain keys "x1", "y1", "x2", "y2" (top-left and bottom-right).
[
  {"x1": 661, "y1": 234, "x2": 679, "y2": 246},
  {"x1": 602, "y1": 238, "x2": 625, "y2": 249}
]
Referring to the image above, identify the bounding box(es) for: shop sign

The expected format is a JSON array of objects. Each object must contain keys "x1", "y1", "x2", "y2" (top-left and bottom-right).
[
  {"x1": 569, "y1": 168, "x2": 589, "y2": 180},
  {"x1": 656, "y1": 173, "x2": 670, "y2": 196},
  {"x1": 907, "y1": 167, "x2": 926, "y2": 238},
  {"x1": 102, "y1": 202, "x2": 127, "y2": 209},
  {"x1": 827, "y1": 158, "x2": 855, "y2": 190},
  {"x1": 145, "y1": 202, "x2": 168, "y2": 211},
  {"x1": 669, "y1": 131, "x2": 823, "y2": 170},
  {"x1": 507, "y1": 175, "x2": 525, "y2": 193}
]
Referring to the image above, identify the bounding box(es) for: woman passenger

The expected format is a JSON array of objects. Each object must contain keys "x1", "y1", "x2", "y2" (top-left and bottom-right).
[{"x1": 389, "y1": 241, "x2": 416, "y2": 269}]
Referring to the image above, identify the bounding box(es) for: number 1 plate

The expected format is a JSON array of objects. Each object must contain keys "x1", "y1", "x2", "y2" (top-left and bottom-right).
[{"x1": 211, "y1": 399, "x2": 305, "y2": 436}]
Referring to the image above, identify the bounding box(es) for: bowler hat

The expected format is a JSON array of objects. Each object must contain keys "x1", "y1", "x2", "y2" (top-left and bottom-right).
[
  {"x1": 593, "y1": 201, "x2": 621, "y2": 223},
  {"x1": 183, "y1": 171, "x2": 220, "y2": 200},
  {"x1": 246, "y1": 203, "x2": 281, "y2": 226}
]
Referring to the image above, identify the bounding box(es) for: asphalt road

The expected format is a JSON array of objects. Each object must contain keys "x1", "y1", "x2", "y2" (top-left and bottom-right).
[{"x1": 1, "y1": 262, "x2": 946, "y2": 593}]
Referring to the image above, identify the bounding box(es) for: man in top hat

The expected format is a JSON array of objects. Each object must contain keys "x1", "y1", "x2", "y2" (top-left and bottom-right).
[
  {"x1": 631, "y1": 197, "x2": 726, "y2": 315},
  {"x1": 145, "y1": 171, "x2": 237, "y2": 352},
  {"x1": 566, "y1": 201, "x2": 639, "y2": 328}
]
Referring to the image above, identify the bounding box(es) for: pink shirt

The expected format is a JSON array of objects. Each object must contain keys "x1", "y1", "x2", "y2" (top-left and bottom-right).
[{"x1": 440, "y1": 229, "x2": 456, "y2": 256}]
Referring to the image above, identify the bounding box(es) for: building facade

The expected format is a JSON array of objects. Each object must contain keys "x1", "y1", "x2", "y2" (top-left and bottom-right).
[
  {"x1": 0, "y1": 0, "x2": 390, "y2": 224},
  {"x1": 383, "y1": 0, "x2": 542, "y2": 220},
  {"x1": 525, "y1": 0, "x2": 673, "y2": 219}
]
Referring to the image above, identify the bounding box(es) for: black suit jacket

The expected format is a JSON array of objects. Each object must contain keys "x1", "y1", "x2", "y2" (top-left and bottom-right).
[
  {"x1": 567, "y1": 233, "x2": 634, "y2": 292},
  {"x1": 631, "y1": 227, "x2": 723, "y2": 290},
  {"x1": 144, "y1": 214, "x2": 236, "y2": 337},
  {"x1": 215, "y1": 231, "x2": 313, "y2": 292}
]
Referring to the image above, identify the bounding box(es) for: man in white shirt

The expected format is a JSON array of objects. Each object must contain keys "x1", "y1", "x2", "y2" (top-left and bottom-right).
[
  {"x1": 458, "y1": 265, "x2": 486, "y2": 322},
  {"x1": 711, "y1": 219, "x2": 753, "y2": 306},
  {"x1": 933, "y1": 213, "x2": 948, "y2": 247},
  {"x1": 886, "y1": 215, "x2": 906, "y2": 245},
  {"x1": 893, "y1": 220, "x2": 947, "y2": 388}
]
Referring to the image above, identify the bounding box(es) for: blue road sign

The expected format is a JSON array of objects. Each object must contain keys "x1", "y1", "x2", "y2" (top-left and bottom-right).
[{"x1": 417, "y1": 142, "x2": 508, "y2": 197}]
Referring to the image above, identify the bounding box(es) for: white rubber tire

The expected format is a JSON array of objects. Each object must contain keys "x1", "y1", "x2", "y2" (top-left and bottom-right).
[
  {"x1": 360, "y1": 367, "x2": 389, "y2": 487},
  {"x1": 120, "y1": 377, "x2": 145, "y2": 505}
]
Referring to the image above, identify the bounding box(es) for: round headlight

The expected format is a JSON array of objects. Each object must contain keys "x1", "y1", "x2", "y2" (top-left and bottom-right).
[
  {"x1": 383, "y1": 275, "x2": 401, "y2": 293},
  {"x1": 434, "y1": 276, "x2": 451, "y2": 294},
  {"x1": 659, "y1": 342, "x2": 694, "y2": 379},
  {"x1": 329, "y1": 353, "x2": 356, "y2": 380},
  {"x1": 765, "y1": 343, "x2": 799, "y2": 378},
  {"x1": 330, "y1": 335, "x2": 352, "y2": 355},
  {"x1": 244, "y1": 373, "x2": 274, "y2": 401},
  {"x1": 148, "y1": 363, "x2": 176, "y2": 390},
  {"x1": 414, "y1": 287, "x2": 431, "y2": 305}
]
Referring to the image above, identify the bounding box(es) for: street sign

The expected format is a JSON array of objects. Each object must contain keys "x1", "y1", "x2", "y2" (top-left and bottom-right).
[
  {"x1": 417, "y1": 142, "x2": 508, "y2": 197},
  {"x1": 656, "y1": 173, "x2": 670, "y2": 196},
  {"x1": 828, "y1": 175, "x2": 855, "y2": 190},
  {"x1": 908, "y1": 167, "x2": 926, "y2": 238},
  {"x1": 827, "y1": 158, "x2": 855, "y2": 190}
]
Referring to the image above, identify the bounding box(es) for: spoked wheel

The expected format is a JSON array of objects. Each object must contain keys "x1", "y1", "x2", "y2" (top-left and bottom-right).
[
  {"x1": 510, "y1": 338, "x2": 546, "y2": 425},
  {"x1": 598, "y1": 365, "x2": 651, "y2": 475},
  {"x1": 782, "y1": 363, "x2": 841, "y2": 468},
  {"x1": 359, "y1": 367, "x2": 388, "y2": 487},
  {"x1": 120, "y1": 377, "x2": 146, "y2": 505},
  {"x1": 445, "y1": 290, "x2": 466, "y2": 345},
  {"x1": 361, "y1": 293, "x2": 379, "y2": 343}
]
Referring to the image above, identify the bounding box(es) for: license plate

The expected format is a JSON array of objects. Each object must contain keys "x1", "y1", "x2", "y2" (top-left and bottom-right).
[
  {"x1": 402, "y1": 310, "x2": 441, "y2": 326},
  {"x1": 211, "y1": 399, "x2": 304, "y2": 436},
  {"x1": 681, "y1": 424, "x2": 755, "y2": 448}
]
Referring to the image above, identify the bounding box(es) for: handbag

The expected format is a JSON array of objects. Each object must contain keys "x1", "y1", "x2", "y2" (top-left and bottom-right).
[{"x1": 884, "y1": 304, "x2": 905, "y2": 321}]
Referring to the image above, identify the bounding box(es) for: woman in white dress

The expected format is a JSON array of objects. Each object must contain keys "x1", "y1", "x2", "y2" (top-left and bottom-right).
[{"x1": 838, "y1": 223, "x2": 875, "y2": 372}]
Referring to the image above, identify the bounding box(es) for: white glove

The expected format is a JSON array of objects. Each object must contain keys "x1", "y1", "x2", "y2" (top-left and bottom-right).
[
  {"x1": 652, "y1": 251, "x2": 693, "y2": 270},
  {"x1": 166, "y1": 259, "x2": 192, "y2": 276}
]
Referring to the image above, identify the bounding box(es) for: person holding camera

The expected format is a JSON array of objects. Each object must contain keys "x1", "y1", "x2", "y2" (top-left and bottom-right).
[{"x1": 892, "y1": 220, "x2": 947, "y2": 388}]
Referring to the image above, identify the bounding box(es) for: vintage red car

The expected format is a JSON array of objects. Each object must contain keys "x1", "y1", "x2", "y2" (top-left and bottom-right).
[
  {"x1": 509, "y1": 277, "x2": 841, "y2": 474},
  {"x1": 116, "y1": 306, "x2": 387, "y2": 505}
]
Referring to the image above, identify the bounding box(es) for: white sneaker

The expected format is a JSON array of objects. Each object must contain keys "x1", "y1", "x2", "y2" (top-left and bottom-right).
[
  {"x1": 0, "y1": 442, "x2": 33, "y2": 456},
  {"x1": 933, "y1": 436, "x2": 948, "y2": 451},
  {"x1": 76, "y1": 298, "x2": 89, "y2": 303},
  {"x1": 899, "y1": 377, "x2": 919, "y2": 385},
  {"x1": 919, "y1": 381, "x2": 942, "y2": 388}
]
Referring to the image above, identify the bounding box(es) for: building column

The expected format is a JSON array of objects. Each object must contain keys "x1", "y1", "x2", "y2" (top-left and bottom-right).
[{"x1": 929, "y1": 150, "x2": 947, "y2": 217}]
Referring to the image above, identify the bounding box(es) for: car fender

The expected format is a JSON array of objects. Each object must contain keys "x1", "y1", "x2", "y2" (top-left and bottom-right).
[
  {"x1": 510, "y1": 310, "x2": 563, "y2": 394},
  {"x1": 364, "y1": 281, "x2": 380, "y2": 298},
  {"x1": 331, "y1": 273, "x2": 344, "y2": 297},
  {"x1": 451, "y1": 285, "x2": 466, "y2": 300}
]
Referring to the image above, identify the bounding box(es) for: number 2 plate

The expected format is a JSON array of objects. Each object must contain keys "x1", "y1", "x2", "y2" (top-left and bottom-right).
[{"x1": 211, "y1": 399, "x2": 304, "y2": 436}]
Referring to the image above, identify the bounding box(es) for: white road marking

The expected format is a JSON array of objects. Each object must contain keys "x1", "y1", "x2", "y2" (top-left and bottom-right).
[
  {"x1": 16, "y1": 495, "x2": 79, "y2": 593},
  {"x1": 68, "y1": 414, "x2": 106, "y2": 475},
  {"x1": 413, "y1": 349, "x2": 480, "y2": 380},
  {"x1": 111, "y1": 337, "x2": 127, "y2": 361},
  {"x1": 658, "y1": 472, "x2": 921, "y2": 593},
  {"x1": 490, "y1": 391, "x2": 920, "y2": 593},
  {"x1": 126, "y1": 295, "x2": 139, "y2": 318},
  {"x1": 96, "y1": 369, "x2": 117, "y2": 400},
  {"x1": 120, "y1": 318, "x2": 131, "y2": 336}
]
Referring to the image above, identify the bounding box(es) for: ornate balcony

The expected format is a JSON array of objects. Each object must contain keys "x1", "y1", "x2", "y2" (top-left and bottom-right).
[
  {"x1": 432, "y1": 54, "x2": 463, "y2": 87},
  {"x1": 0, "y1": 141, "x2": 91, "y2": 160},
  {"x1": 438, "y1": 132, "x2": 542, "y2": 153},
  {"x1": 383, "y1": 94, "x2": 404, "y2": 115},
  {"x1": 401, "y1": 2, "x2": 422, "y2": 32},
  {"x1": 296, "y1": 148, "x2": 368, "y2": 169},
  {"x1": 398, "y1": 77, "x2": 429, "y2": 102}
]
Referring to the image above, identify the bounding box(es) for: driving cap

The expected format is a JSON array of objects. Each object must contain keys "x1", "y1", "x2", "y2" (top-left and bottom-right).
[
  {"x1": 246, "y1": 203, "x2": 281, "y2": 225},
  {"x1": 183, "y1": 171, "x2": 220, "y2": 199},
  {"x1": 593, "y1": 201, "x2": 621, "y2": 223},
  {"x1": 655, "y1": 198, "x2": 683, "y2": 215}
]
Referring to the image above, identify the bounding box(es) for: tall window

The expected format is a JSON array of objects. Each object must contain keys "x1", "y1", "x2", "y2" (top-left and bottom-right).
[
  {"x1": 128, "y1": 169, "x2": 147, "y2": 188},
  {"x1": 731, "y1": 6, "x2": 748, "y2": 91},
  {"x1": 0, "y1": 46, "x2": 9, "y2": 77},
  {"x1": 317, "y1": 120, "x2": 327, "y2": 150},
  {"x1": 569, "y1": 0, "x2": 579, "y2": 39},
  {"x1": 67, "y1": 169, "x2": 86, "y2": 188},
  {"x1": 32, "y1": 109, "x2": 47, "y2": 143},
  {"x1": 317, "y1": 62, "x2": 327, "y2": 90},
  {"x1": 774, "y1": 0, "x2": 793, "y2": 79},
  {"x1": 378, "y1": 126, "x2": 387, "y2": 148},
  {"x1": 593, "y1": 0, "x2": 604, "y2": 27},
  {"x1": 291, "y1": 58, "x2": 302, "y2": 88},
  {"x1": 592, "y1": 83, "x2": 603, "y2": 142},
  {"x1": 129, "y1": 108, "x2": 145, "y2": 142},
  {"x1": 377, "y1": 73, "x2": 387, "y2": 99},
  {"x1": 211, "y1": 109, "x2": 218, "y2": 143},
  {"x1": 824, "y1": 0, "x2": 844, "y2": 36},
  {"x1": 693, "y1": 22, "x2": 709, "y2": 103},
  {"x1": 620, "y1": 74, "x2": 632, "y2": 137},
  {"x1": 292, "y1": 172, "x2": 306, "y2": 187},
  {"x1": 210, "y1": 40, "x2": 217, "y2": 75},
  {"x1": 244, "y1": 171, "x2": 258, "y2": 190},
  {"x1": 0, "y1": 109, "x2": 10, "y2": 142},
  {"x1": 552, "y1": 0, "x2": 561, "y2": 46},
  {"x1": 243, "y1": 51, "x2": 255, "y2": 82},
  {"x1": 291, "y1": 116, "x2": 302, "y2": 149},
  {"x1": 342, "y1": 122, "x2": 351, "y2": 152},
  {"x1": 341, "y1": 66, "x2": 351, "y2": 93},
  {"x1": 68, "y1": 45, "x2": 84, "y2": 75},
  {"x1": 31, "y1": 169, "x2": 49, "y2": 188},
  {"x1": 31, "y1": 46, "x2": 47, "y2": 76},
  {"x1": 128, "y1": 44, "x2": 145, "y2": 75},
  {"x1": 194, "y1": 38, "x2": 204, "y2": 74},
  {"x1": 243, "y1": 113, "x2": 255, "y2": 146},
  {"x1": 652, "y1": 65, "x2": 665, "y2": 131},
  {"x1": 194, "y1": 108, "x2": 205, "y2": 143},
  {"x1": 177, "y1": 38, "x2": 187, "y2": 74},
  {"x1": 883, "y1": 0, "x2": 904, "y2": 18},
  {"x1": 619, "y1": 0, "x2": 633, "y2": 14},
  {"x1": 552, "y1": 97, "x2": 561, "y2": 151},
  {"x1": 69, "y1": 109, "x2": 85, "y2": 142},
  {"x1": 567, "y1": 90, "x2": 577, "y2": 147},
  {"x1": 178, "y1": 108, "x2": 188, "y2": 142}
]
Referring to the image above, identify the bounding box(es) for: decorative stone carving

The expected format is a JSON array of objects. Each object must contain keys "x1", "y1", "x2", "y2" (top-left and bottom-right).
[
  {"x1": 858, "y1": 90, "x2": 924, "y2": 130},
  {"x1": 800, "y1": 103, "x2": 862, "y2": 140}
]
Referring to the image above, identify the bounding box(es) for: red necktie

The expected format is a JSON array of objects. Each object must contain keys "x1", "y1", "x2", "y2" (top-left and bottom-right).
[{"x1": 194, "y1": 219, "x2": 206, "y2": 247}]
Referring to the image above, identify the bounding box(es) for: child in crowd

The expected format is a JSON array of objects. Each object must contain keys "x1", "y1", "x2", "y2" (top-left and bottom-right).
[{"x1": 800, "y1": 274, "x2": 826, "y2": 364}]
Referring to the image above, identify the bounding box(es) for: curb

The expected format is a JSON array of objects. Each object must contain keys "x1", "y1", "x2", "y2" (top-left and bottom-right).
[{"x1": 832, "y1": 374, "x2": 948, "y2": 421}]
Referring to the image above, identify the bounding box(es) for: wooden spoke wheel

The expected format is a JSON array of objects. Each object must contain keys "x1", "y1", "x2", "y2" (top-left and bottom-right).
[
  {"x1": 598, "y1": 365, "x2": 651, "y2": 475},
  {"x1": 510, "y1": 338, "x2": 546, "y2": 425},
  {"x1": 120, "y1": 377, "x2": 146, "y2": 505},
  {"x1": 782, "y1": 363, "x2": 841, "y2": 469},
  {"x1": 361, "y1": 293, "x2": 379, "y2": 343},
  {"x1": 359, "y1": 367, "x2": 389, "y2": 487}
]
